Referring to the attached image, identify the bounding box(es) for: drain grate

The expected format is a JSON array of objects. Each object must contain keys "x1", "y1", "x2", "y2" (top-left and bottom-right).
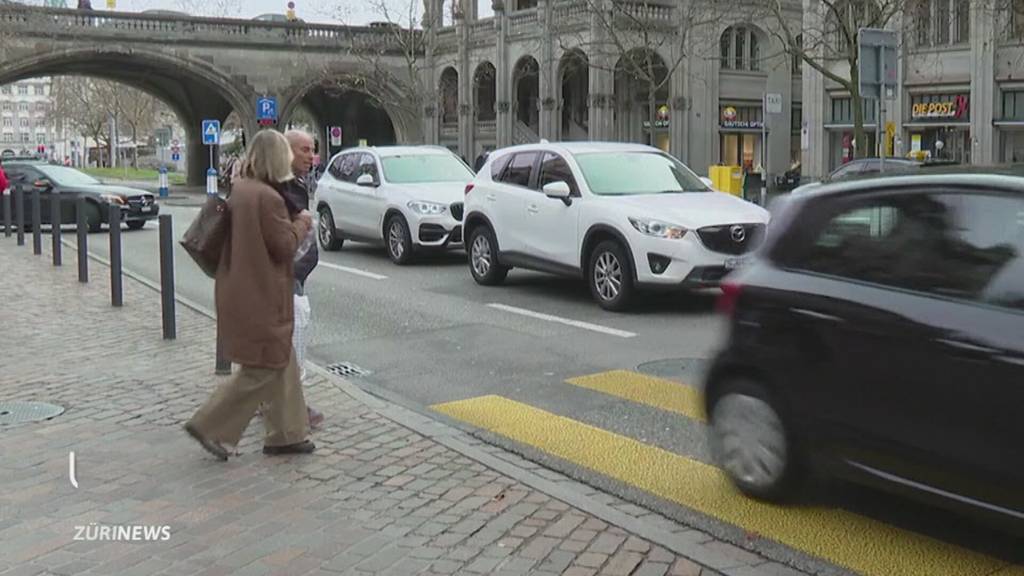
[
  {"x1": 324, "y1": 362, "x2": 371, "y2": 378},
  {"x1": 0, "y1": 401, "x2": 65, "y2": 425}
]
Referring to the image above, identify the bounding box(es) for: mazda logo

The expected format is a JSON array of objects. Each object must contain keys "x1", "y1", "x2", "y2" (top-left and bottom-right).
[{"x1": 730, "y1": 225, "x2": 746, "y2": 243}]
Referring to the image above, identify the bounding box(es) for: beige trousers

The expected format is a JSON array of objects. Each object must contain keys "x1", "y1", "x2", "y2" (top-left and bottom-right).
[{"x1": 188, "y1": 349, "x2": 309, "y2": 448}]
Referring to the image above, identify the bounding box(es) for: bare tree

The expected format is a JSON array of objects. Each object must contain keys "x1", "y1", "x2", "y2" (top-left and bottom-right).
[
  {"x1": 114, "y1": 88, "x2": 162, "y2": 168},
  {"x1": 755, "y1": 0, "x2": 905, "y2": 158},
  {"x1": 555, "y1": 0, "x2": 728, "y2": 147},
  {"x1": 310, "y1": 0, "x2": 432, "y2": 139}
]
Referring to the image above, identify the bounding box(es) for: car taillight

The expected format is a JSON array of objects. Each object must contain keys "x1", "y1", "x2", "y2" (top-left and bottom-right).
[
  {"x1": 716, "y1": 282, "x2": 742, "y2": 316},
  {"x1": 464, "y1": 184, "x2": 474, "y2": 196}
]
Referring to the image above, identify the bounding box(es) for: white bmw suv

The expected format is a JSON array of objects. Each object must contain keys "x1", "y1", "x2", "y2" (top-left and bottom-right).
[
  {"x1": 463, "y1": 142, "x2": 770, "y2": 310},
  {"x1": 315, "y1": 146, "x2": 474, "y2": 264}
]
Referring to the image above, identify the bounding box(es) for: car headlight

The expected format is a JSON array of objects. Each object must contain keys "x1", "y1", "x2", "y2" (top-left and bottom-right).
[
  {"x1": 100, "y1": 194, "x2": 126, "y2": 205},
  {"x1": 628, "y1": 217, "x2": 688, "y2": 239},
  {"x1": 407, "y1": 200, "x2": 447, "y2": 215}
]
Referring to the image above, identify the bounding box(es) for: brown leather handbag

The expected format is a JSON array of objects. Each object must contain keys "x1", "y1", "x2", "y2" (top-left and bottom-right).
[{"x1": 180, "y1": 195, "x2": 230, "y2": 278}]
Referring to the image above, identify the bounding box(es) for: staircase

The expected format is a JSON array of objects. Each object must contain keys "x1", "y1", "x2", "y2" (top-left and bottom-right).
[{"x1": 513, "y1": 119, "x2": 539, "y2": 145}]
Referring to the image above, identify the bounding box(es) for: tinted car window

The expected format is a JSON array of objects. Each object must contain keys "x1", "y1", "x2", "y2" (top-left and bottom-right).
[
  {"x1": 828, "y1": 162, "x2": 863, "y2": 180},
  {"x1": 500, "y1": 152, "x2": 537, "y2": 188},
  {"x1": 490, "y1": 153, "x2": 512, "y2": 180},
  {"x1": 792, "y1": 191, "x2": 1024, "y2": 310},
  {"x1": 338, "y1": 154, "x2": 359, "y2": 183},
  {"x1": 538, "y1": 153, "x2": 577, "y2": 194},
  {"x1": 328, "y1": 155, "x2": 345, "y2": 179},
  {"x1": 358, "y1": 154, "x2": 378, "y2": 179}
]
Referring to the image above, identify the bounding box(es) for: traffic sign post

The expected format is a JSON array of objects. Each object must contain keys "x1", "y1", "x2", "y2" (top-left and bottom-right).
[
  {"x1": 858, "y1": 28, "x2": 898, "y2": 172},
  {"x1": 202, "y1": 120, "x2": 221, "y2": 195}
]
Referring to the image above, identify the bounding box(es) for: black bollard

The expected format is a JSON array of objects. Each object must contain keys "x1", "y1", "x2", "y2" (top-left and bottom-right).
[
  {"x1": 158, "y1": 214, "x2": 176, "y2": 340},
  {"x1": 108, "y1": 204, "x2": 122, "y2": 307},
  {"x1": 31, "y1": 189, "x2": 42, "y2": 256},
  {"x1": 15, "y1": 186, "x2": 25, "y2": 246},
  {"x1": 76, "y1": 197, "x2": 88, "y2": 283},
  {"x1": 3, "y1": 188, "x2": 10, "y2": 238},
  {"x1": 51, "y1": 194, "x2": 61, "y2": 266}
]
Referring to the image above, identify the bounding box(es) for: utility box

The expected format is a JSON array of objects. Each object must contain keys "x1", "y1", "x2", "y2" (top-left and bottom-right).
[{"x1": 709, "y1": 165, "x2": 743, "y2": 196}]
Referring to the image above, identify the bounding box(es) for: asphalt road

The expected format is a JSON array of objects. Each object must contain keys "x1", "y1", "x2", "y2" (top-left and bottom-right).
[{"x1": 76, "y1": 199, "x2": 1023, "y2": 576}]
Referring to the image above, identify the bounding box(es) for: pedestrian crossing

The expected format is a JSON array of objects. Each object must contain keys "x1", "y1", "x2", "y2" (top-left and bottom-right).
[{"x1": 431, "y1": 370, "x2": 1024, "y2": 576}]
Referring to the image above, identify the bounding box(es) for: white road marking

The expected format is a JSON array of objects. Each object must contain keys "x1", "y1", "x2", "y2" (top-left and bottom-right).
[
  {"x1": 320, "y1": 261, "x2": 389, "y2": 280},
  {"x1": 486, "y1": 303, "x2": 637, "y2": 338}
]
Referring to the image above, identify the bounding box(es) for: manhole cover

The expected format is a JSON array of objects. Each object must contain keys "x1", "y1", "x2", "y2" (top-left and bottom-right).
[
  {"x1": 325, "y1": 362, "x2": 371, "y2": 378},
  {"x1": 635, "y1": 357, "x2": 709, "y2": 385},
  {"x1": 0, "y1": 401, "x2": 65, "y2": 425}
]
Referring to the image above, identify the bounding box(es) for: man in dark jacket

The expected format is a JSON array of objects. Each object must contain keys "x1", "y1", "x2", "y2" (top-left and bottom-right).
[{"x1": 284, "y1": 130, "x2": 323, "y2": 429}]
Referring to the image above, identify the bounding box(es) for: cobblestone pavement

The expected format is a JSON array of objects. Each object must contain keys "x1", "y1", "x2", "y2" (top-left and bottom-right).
[{"x1": 0, "y1": 234, "x2": 813, "y2": 576}]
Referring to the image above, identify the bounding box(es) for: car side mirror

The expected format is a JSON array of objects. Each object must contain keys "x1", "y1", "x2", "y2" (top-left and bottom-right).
[
  {"x1": 33, "y1": 179, "x2": 52, "y2": 189},
  {"x1": 356, "y1": 173, "x2": 377, "y2": 187},
  {"x1": 699, "y1": 177, "x2": 714, "y2": 189},
  {"x1": 543, "y1": 180, "x2": 572, "y2": 199}
]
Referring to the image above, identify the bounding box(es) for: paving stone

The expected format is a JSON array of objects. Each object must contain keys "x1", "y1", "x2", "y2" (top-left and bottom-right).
[
  {"x1": 633, "y1": 562, "x2": 671, "y2": 576},
  {"x1": 575, "y1": 552, "x2": 609, "y2": 569},
  {"x1": 600, "y1": 550, "x2": 644, "y2": 576}
]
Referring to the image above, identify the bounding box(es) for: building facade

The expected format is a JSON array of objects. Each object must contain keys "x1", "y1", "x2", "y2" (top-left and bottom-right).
[
  {"x1": 0, "y1": 78, "x2": 57, "y2": 159},
  {"x1": 418, "y1": 0, "x2": 1024, "y2": 182}
]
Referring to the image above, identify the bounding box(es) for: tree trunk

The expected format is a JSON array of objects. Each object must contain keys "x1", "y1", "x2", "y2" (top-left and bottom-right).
[
  {"x1": 849, "y1": 64, "x2": 867, "y2": 158},
  {"x1": 131, "y1": 124, "x2": 138, "y2": 169}
]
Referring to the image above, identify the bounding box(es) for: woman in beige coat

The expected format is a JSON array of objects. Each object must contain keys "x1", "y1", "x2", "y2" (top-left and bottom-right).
[{"x1": 185, "y1": 129, "x2": 315, "y2": 460}]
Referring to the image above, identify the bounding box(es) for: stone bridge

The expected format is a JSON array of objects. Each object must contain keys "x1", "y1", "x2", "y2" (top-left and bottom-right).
[{"x1": 0, "y1": 4, "x2": 421, "y2": 184}]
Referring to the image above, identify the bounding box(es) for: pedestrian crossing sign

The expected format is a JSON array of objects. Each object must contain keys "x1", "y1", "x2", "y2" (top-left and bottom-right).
[{"x1": 202, "y1": 120, "x2": 220, "y2": 146}]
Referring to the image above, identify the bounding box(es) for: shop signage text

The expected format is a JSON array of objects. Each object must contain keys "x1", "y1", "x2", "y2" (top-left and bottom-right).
[{"x1": 911, "y1": 95, "x2": 969, "y2": 120}]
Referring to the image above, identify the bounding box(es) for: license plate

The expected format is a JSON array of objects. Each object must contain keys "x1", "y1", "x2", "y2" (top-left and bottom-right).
[
  {"x1": 141, "y1": 206, "x2": 153, "y2": 213},
  {"x1": 724, "y1": 257, "x2": 748, "y2": 270}
]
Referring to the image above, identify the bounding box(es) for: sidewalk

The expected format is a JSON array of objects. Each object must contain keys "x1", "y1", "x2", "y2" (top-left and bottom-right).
[{"x1": 0, "y1": 236, "x2": 808, "y2": 576}]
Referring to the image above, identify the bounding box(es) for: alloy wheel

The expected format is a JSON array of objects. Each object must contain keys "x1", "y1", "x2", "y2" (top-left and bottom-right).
[
  {"x1": 594, "y1": 252, "x2": 622, "y2": 301},
  {"x1": 711, "y1": 394, "x2": 788, "y2": 491},
  {"x1": 471, "y1": 234, "x2": 491, "y2": 277},
  {"x1": 389, "y1": 220, "x2": 406, "y2": 260}
]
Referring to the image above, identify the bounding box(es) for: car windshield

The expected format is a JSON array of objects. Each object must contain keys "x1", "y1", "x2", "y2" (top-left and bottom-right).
[
  {"x1": 36, "y1": 166, "x2": 101, "y2": 186},
  {"x1": 381, "y1": 154, "x2": 474, "y2": 184},
  {"x1": 574, "y1": 152, "x2": 709, "y2": 195}
]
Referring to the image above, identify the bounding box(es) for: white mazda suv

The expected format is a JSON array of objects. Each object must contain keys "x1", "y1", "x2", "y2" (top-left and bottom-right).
[
  {"x1": 462, "y1": 142, "x2": 770, "y2": 310},
  {"x1": 315, "y1": 146, "x2": 474, "y2": 264}
]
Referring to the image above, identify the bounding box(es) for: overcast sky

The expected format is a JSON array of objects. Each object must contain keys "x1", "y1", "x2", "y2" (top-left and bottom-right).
[{"x1": 38, "y1": 0, "x2": 492, "y2": 25}]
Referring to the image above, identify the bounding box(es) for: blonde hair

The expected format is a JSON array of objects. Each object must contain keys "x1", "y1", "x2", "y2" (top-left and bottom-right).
[{"x1": 240, "y1": 129, "x2": 294, "y2": 184}]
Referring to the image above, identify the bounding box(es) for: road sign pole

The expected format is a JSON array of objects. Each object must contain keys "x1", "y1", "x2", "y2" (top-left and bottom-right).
[
  {"x1": 878, "y1": 46, "x2": 885, "y2": 174},
  {"x1": 158, "y1": 166, "x2": 169, "y2": 198}
]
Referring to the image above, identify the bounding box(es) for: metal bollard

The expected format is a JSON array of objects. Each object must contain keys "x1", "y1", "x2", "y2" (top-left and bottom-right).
[
  {"x1": 108, "y1": 204, "x2": 122, "y2": 307},
  {"x1": 31, "y1": 189, "x2": 42, "y2": 256},
  {"x1": 77, "y1": 197, "x2": 88, "y2": 283},
  {"x1": 51, "y1": 194, "x2": 62, "y2": 266},
  {"x1": 215, "y1": 326, "x2": 231, "y2": 375},
  {"x1": 3, "y1": 188, "x2": 10, "y2": 238},
  {"x1": 158, "y1": 214, "x2": 176, "y2": 340},
  {"x1": 15, "y1": 186, "x2": 25, "y2": 246}
]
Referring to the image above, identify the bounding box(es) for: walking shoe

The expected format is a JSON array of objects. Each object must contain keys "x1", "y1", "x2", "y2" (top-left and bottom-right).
[
  {"x1": 263, "y1": 440, "x2": 316, "y2": 456},
  {"x1": 184, "y1": 423, "x2": 229, "y2": 461},
  {"x1": 308, "y1": 407, "x2": 324, "y2": 429}
]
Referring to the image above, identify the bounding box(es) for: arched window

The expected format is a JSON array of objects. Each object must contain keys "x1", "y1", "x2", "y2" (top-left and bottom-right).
[{"x1": 720, "y1": 26, "x2": 762, "y2": 72}]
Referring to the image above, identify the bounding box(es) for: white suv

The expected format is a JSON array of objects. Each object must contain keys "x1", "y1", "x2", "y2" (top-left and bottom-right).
[
  {"x1": 315, "y1": 146, "x2": 474, "y2": 264},
  {"x1": 463, "y1": 142, "x2": 770, "y2": 310}
]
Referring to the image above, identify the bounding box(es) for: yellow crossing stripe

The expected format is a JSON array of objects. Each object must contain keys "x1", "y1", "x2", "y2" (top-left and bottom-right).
[
  {"x1": 432, "y1": 395, "x2": 1023, "y2": 576},
  {"x1": 566, "y1": 370, "x2": 706, "y2": 423}
]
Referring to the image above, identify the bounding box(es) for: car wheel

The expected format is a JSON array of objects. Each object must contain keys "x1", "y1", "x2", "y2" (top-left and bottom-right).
[
  {"x1": 467, "y1": 226, "x2": 508, "y2": 285},
  {"x1": 317, "y1": 205, "x2": 343, "y2": 251},
  {"x1": 708, "y1": 379, "x2": 802, "y2": 502},
  {"x1": 127, "y1": 220, "x2": 146, "y2": 231},
  {"x1": 588, "y1": 240, "x2": 634, "y2": 311},
  {"x1": 386, "y1": 214, "x2": 414, "y2": 265}
]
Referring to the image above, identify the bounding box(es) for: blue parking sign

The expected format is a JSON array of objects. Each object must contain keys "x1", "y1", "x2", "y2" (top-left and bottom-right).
[
  {"x1": 201, "y1": 120, "x2": 220, "y2": 146},
  {"x1": 257, "y1": 97, "x2": 278, "y2": 123}
]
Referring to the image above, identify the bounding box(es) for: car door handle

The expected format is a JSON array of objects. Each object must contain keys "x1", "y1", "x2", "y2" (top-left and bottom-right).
[
  {"x1": 791, "y1": 308, "x2": 844, "y2": 323},
  {"x1": 934, "y1": 338, "x2": 999, "y2": 356},
  {"x1": 486, "y1": 194, "x2": 497, "y2": 202},
  {"x1": 526, "y1": 204, "x2": 539, "y2": 214}
]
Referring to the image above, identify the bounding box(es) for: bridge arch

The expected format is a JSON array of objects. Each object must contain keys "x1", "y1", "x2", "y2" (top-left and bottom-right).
[{"x1": 0, "y1": 47, "x2": 257, "y2": 185}]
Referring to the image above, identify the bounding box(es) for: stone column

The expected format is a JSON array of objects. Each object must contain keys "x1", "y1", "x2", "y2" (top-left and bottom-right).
[
  {"x1": 538, "y1": 0, "x2": 556, "y2": 140},
  {"x1": 766, "y1": 39, "x2": 793, "y2": 179},
  {"x1": 495, "y1": 0, "x2": 512, "y2": 148},
  {"x1": 970, "y1": 0, "x2": 996, "y2": 165},
  {"x1": 669, "y1": 7, "x2": 687, "y2": 161},
  {"x1": 423, "y1": 0, "x2": 440, "y2": 145},
  {"x1": 687, "y1": 25, "x2": 717, "y2": 174},
  {"x1": 801, "y1": 0, "x2": 828, "y2": 180},
  {"x1": 588, "y1": 0, "x2": 615, "y2": 141},
  {"x1": 457, "y1": 12, "x2": 474, "y2": 158}
]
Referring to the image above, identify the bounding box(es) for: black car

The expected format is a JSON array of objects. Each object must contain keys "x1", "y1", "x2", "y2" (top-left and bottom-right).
[
  {"x1": 3, "y1": 162, "x2": 159, "y2": 232},
  {"x1": 825, "y1": 157, "x2": 959, "y2": 183},
  {"x1": 704, "y1": 173, "x2": 1024, "y2": 527}
]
